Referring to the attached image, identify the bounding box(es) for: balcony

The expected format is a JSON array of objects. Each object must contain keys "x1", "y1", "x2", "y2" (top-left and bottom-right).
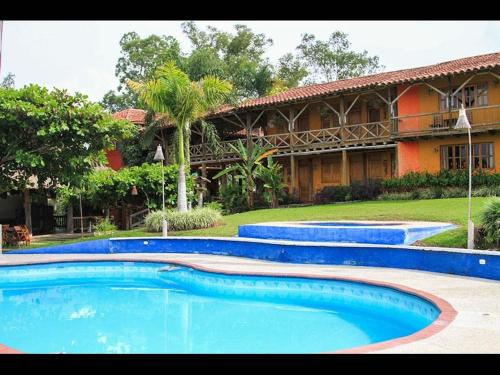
[
  {"x1": 392, "y1": 104, "x2": 500, "y2": 139},
  {"x1": 188, "y1": 121, "x2": 392, "y2": 164}
]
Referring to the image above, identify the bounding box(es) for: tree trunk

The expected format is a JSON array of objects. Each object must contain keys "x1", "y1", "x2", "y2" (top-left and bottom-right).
[
  {"x1": 177, "y1": 165, "x2": 188, "y2": 212},
  {"x1": 23, "y1": 189, "x2": 32, "y2": 234},
  {"x1": 177, "y1": 122, "x2": 188, "y2": 212},
  {"x1": 198, "y1": 189, "x2": 204, "y2": 208},
  {"x1": 66, "y1": 204, "x2": 74, "y2": 233},
  {"x1": 247, "y1": 178, "x2": 254, "y2": 210},
  {"x1": 270, "y1": 189, "x2": 278, "y2": 209}
]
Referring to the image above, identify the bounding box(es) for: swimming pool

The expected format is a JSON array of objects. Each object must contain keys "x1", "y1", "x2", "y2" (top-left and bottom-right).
[
  {"x1": 238, "y1": 221, "x2": 456, "y2": 245},
  {"x1": 0, "y1": 261, "x2": 440, "y2": 354}
]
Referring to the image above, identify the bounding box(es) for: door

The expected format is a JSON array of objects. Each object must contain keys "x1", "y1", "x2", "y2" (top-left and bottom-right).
[
  {"x1": 349, "y1": 153, "x2": 365, "y2": 183},
  {"x1": 298, "y1": 159, "x2": 313, "y2": 202}
]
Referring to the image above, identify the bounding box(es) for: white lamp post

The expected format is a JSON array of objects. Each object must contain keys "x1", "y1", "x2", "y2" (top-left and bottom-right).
[
  {"x1": 454, "y1": 104, "x2": 473, "y2": 249},
  {"x1": 154, "y1": 144, "x2": 168, "y2": 237}
]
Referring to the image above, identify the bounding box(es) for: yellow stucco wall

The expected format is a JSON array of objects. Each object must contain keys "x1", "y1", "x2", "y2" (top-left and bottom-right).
[{"x1": 418, "y1": 133, "x2": 500, "y2": 173}]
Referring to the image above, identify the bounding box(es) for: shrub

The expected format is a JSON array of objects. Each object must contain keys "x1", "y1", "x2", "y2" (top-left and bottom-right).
[
  {"x1": 472, "y1": 186, "x2": 500, "y2": 197},
  {"x1": 314, "y1": 186, "x2": 351, "y2": 204},
  {"x1": 441, "y1": 187, "x2": 467, "y2": 199},
  {"x1": 218, "y1": 177, "x2": 248, "y2": 214},
  {"x1": 204, "y1": 201, "x2": 223, "y2": 212},
  {"x1": 381, "y1": 170, "x2": 500, "y2": 192},
  {"x1": 479, "y1": 198, "x2": 500, "y2": 249},
  {"x1": 94, "y1": 217, "x2": 117, "y2": 236},
  {"x1": 144, "y1": 208, "x2": 223, "y2": 232},
  {"x1": 350, "y1": 181, "x2": 381, "y2": 201},
  {"x1": 378, "y1": 192, "x2": 413, "y2": 200}
]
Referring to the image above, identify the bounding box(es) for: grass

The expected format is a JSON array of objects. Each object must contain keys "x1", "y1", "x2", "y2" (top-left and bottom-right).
[{"x1": 6, "y1": 197, "x2": 493, "y2": 251}]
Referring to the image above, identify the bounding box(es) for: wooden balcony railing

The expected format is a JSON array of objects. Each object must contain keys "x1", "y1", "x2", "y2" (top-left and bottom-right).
[
  {"x1": 392, "y1": 104, "x2": 500, "y2": 137},
  {"x1": 189, "y1": 121, "x2": 392, "y2": 163}
]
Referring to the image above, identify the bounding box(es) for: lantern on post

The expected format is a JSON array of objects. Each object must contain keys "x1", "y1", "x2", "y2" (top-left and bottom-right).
[{"x1": 153, "y1": 145, "x2": 168, "y2": 237}]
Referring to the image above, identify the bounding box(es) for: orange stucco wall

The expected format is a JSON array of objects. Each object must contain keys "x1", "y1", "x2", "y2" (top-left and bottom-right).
[
  {"x1": 396, "y1": 85, "x2": 421, "y2": 131},
  {"x1": 105, "y1": 149, "x2": 124, "y2": 171},
  {"x1": 397, "y1": 142, "x2": 420, "y2": 175}
]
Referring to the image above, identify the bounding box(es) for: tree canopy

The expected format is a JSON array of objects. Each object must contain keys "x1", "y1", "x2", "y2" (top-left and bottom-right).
[
  {"x1": 297, "y1": 32, "x2": 383, "y2": 83},
  {"x1": 101, "y1": 23, "x2": 384, "y2": 113},
  {"x1": 0, "y1": 84, "x2": 136, "y2": 195}
]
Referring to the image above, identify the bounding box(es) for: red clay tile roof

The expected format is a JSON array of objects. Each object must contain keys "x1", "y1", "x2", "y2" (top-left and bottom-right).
[
  {"x1": 112, "y1": 108, "x2": 147, "y2": 124},
  {"x1": 211, "y1": 51, "x2": 500, "y2": 115}
]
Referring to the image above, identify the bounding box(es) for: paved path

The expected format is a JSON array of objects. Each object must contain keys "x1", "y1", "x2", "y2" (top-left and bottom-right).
[{"x1": 1, "y1": 252, "x2": 500, "y2": 353}]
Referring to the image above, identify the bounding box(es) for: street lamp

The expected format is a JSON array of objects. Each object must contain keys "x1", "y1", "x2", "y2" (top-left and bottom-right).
[
  {"x1": 154, "y1": 144, "x2": 168, "y2": 237},
  {"x1": 454, "y1": 104, "x2": 473, "y2": 249}
]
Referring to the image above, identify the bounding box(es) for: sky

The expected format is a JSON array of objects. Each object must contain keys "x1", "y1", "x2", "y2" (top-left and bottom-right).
[{"x1": 1, "y1": 21, "x2": 500, "y2": 102}]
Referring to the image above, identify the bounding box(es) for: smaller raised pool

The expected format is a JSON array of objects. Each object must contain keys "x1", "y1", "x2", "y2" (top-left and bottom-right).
[{"x1": 238, "y1": 221, "x2": 456, "y2": 245}]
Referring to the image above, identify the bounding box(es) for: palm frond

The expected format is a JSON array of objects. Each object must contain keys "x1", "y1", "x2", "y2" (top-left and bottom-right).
[{"x1": 200, "y1": 119, "x2": 223, "y2": 160}]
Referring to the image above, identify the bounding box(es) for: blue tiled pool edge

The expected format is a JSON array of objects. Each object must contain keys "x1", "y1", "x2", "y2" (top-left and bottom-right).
[
  {"x1": 238, "y1": 222, "x2": 456, "y2": 245},
  {"x1": 5, "y1": 237, "x2": 500, "y2": 281}
]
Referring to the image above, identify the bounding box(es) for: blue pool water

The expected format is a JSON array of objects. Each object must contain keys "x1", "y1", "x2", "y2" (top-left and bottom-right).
[{"x1": 0, "y1": 262, "x2": 439, "y2": 353}]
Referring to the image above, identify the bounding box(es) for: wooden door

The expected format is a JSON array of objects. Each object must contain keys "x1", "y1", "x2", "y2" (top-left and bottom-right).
[
  {"x1": 298, "y1": 159, "x2": 313, "y2": 202},
  {"x1": 367, "y1": 152, "x2": 392, "y2": 181},
  {"x1": 349, "y1": 153, "x2": 365, "y2": 183}
]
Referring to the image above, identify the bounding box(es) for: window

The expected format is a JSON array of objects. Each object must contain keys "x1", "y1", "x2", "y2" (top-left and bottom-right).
[
  {"x1": 439, "y1": 83, "x2": 488, "y2": 111},
  {"x1": 441, "y1": 143, "x2": 494, "y2": 170}
]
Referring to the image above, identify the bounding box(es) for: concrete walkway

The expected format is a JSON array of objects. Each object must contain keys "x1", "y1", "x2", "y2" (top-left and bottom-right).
[{"x1": 1, "y1": 252, "x2": 500, "y2": 353}]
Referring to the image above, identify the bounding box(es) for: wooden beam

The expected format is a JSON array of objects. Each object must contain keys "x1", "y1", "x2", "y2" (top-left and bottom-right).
[
  {"x1": 424, "y1": 82, "x2": 447, "y2": 97},
  {"x1": 290, "y1": 154, "x2": 297, "y2": 196},
  {"x1": 220, "y1": 116, "x2": 245, "y2": 129},
  {"x1": 276, "y1": 108, "x2": 290, "y2": 123},
  {"x1": 341, "y1": 149, "x2": 349, "y2": 186},
  {"x1": 345, "y1": 95, "x2": 360, "y2": 116},
  {"x1": 452, "y1": 74, "x2": 476, "y2": 97},
  {"x1": 251, "y1": 110, "x2": 266, "y2": 128},
  {"x1": 374, "y1": 91, "x2": 391, "y2": 106},
  {"x1": 321, "y1": 100, "x2": 342, "y2": 124},
  {"x1": 233, "y1": 113, "x2": 247, "y2": 128},
  {"x1": 292, "y1": 103, "x2": 310, "y2": 122},
  {"x1": 391, "y1": 84, "x2": 413, "y2": 105}
]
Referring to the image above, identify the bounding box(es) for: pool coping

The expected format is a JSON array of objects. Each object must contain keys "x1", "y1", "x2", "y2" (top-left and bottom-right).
[{"x1": 0, "y1": 254, "x2": 457, "y2": 355}]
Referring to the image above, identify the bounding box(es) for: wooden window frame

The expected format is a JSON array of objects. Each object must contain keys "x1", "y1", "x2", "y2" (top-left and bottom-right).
[
  {"x1": 439, "y1": 82, "x2": 489, "y2": 111},
  {"x1": 440, "y1": 142, "x2": 495, "y2": 171}
]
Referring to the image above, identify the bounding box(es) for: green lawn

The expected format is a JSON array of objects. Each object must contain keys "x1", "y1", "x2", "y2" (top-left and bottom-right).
[{"x1": 9, "y1": 197, "x2": 494, "y2": 251}]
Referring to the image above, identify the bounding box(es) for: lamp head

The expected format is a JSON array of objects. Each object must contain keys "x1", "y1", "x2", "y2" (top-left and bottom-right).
[
  {"x1": 131, "y1": 185, "x2": 138, "y2": 196},
  {"x1": 153, "y1": 144, "x2": 165, "y2": 161},
  {"x1": 454, "y1": 104, "x2": 471, "y2": 130}
]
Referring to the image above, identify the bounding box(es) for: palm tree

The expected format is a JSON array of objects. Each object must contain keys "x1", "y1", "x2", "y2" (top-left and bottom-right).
[
  {"x1": 128, "y1": 61, "x2": 232, "y2": 212},
  {"x1": 213, "y1": 139, "x2": 276, "y2": 210},
  {"x1": 256, "y1": 156, "x2": 287, "y2": 208}
]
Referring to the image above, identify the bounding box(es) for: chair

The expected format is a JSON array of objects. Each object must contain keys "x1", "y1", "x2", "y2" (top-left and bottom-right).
[
  {"x1": 1, "y1": 224, "x2": 10, "y2": 246},
  {"x1": 13, "y1": 225, "x2": 31, "y2": 246}
]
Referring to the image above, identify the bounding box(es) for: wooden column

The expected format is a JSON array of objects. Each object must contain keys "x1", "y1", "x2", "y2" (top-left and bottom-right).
[
  {"x1": 339, "y1": 96, "x2": 346, "y2": 145},
  {"x1": 290, "y1": 154, "x2": 297, "y2": 196},
  {"x1": 341, "y1": 149, "x2": 349, "y2": 186},
  {"x1": 246, "y1": 113, "x2": 253, "y2": 153}
]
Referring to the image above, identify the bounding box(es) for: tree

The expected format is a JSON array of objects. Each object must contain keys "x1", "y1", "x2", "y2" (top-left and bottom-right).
[
  {"x1": 256, "y1": 156, "x2": 287, "y2": 208},
  {"x1": 213, "y1": 139, "x2": 276, "y2": 210},
  {"x1": 1, "y1": 73, "x2": 15, "y2": 88},
  {"x1": 100, "y1": 90, "x2": 137, "y2": 113},
  {"x1": 275, "y1": 53, "x2": 308, "y2": 89},
  {"x1": 128, "y1": 61, "x2": 232, "y2": 212},
  {"x1": 110, "y1": 32, "x2": 185, "y2": 109},
  {"x1": 296, "y1": 32, "x2": 383, "y2": 83},
  {"x1": 182, "y1": 22, "x2": 274, "y2": 98},
  {"x1": 0, "y1": 85, "x2": 135, "y2": 232}
]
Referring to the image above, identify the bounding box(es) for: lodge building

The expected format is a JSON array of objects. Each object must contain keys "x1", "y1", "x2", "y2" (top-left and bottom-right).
[{"x1": 111, "y1": 52, "x2": 500, "y2": 203}]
